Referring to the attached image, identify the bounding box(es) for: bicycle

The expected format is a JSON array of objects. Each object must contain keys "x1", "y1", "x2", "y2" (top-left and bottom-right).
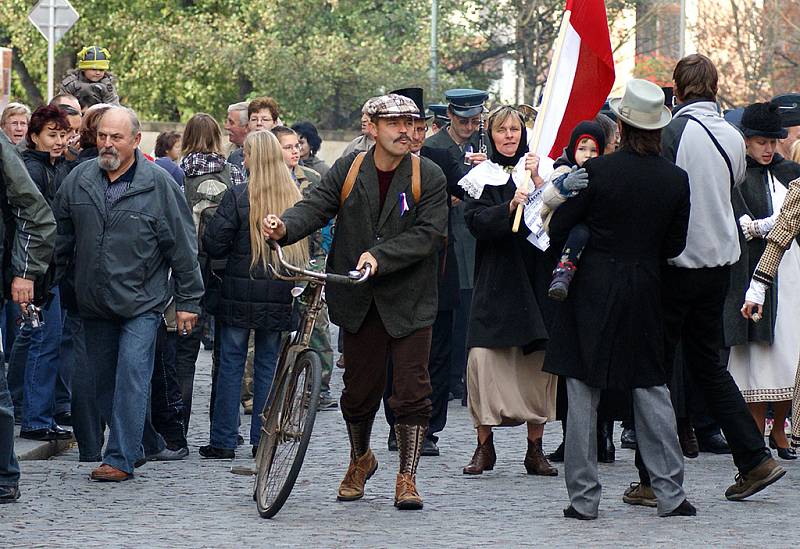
[{"x1": 253, "y1": 241, "x2": 371, "y2": 518}]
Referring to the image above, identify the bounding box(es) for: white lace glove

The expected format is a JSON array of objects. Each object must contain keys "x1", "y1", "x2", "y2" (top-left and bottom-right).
[
  {"x1": 745, "y1": 279, "x2": 767, "y2": 306},
  {"x1": 739, "y1": 214, "x2": 777, "y2": 241}
]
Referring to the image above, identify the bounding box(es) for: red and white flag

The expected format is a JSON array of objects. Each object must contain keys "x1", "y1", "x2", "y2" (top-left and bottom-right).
[{"x1": 533, "y1": 0, "x2": 616, "y2": 165}]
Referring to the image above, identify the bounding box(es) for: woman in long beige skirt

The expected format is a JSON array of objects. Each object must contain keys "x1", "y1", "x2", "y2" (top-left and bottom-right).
[{"x1": 458, "y1": 106, "x2": 558, "y2": 476}]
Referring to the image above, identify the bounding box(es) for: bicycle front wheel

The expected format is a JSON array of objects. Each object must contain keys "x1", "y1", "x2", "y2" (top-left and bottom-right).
[{"x1": 254, "y1": 350, "x2": 322, "y2": 518}]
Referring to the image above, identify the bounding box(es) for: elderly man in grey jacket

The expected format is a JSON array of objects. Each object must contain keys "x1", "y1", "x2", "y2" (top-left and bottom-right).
[
  {"x1": 54, "y1": 107, "x2": 203, "y2": 482},
  {"x1": 0, "y1": 132, "x2": 57, "y2": 503}
]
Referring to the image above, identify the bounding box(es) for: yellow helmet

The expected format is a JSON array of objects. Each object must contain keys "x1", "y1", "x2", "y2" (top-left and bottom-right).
[{"x1": 77, "y1": 46, "x2": 111, "y2": 71}]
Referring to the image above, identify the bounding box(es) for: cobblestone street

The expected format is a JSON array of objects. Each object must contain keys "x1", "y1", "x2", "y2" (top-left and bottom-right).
[{"x1": 1, "y1": 344, "x2": 796, "y2": 548}]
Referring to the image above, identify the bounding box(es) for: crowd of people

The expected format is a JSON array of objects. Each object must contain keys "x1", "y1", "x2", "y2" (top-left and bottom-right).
[{"x1": 0, "y1": 45, "x2": 798, "y2": 519}]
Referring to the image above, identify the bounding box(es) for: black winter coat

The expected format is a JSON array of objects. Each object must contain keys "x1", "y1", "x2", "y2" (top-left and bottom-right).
[
  {"x1": 420, "y1": 145, "x2": 462, "y2": 312},
  {"x1": 543, "y1": 150, "x2": 690, "y2": 389},
  {"x1": 723, "y1": 154, "x2": 800, "y2": 347},
  {"x1": 202, "y1": 183, "x2": 294, "y2": 331},
  {"x1": 464, "y1": 175, "x2": 555, "y2": 351},
  {"x1": 22, "y1": 149, "x2": 68, "y2": 205}
]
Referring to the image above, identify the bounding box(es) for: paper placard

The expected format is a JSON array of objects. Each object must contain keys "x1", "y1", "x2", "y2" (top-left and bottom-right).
[{"x1": 524, "y1": 186, "x2": 550, "y2": 251}]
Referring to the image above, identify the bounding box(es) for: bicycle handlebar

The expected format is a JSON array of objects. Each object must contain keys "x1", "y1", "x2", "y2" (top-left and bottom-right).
[{"x1": 268, "y1": 241, "x2": 371, "y2": 284}]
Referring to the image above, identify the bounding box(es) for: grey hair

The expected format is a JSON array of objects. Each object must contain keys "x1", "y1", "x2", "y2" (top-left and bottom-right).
[
  {"x1": 228, "y1": 101, "x2": 249, "y2": 126},
  {"x1": 1, "y1": 102, "x2": 32, "y2": 125},
  {"x1": 101, "y1": 106, "x2": 141, "y2": 138}
]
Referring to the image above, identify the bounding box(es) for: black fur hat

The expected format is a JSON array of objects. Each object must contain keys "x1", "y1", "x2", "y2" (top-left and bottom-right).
[{"x1": 741, "y1": 102, "x2": 788, "y2": 139}]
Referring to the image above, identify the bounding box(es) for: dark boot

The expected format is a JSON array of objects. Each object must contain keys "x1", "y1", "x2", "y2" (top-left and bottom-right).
[
  {"x1": 597, "y1": 419, "x2": 616, "y2": 463},
  {"x1": 549, "y1": 420, "x2": 566, "y2": 462},
  {"x1": 463, "y1": 433, "x2": 496, "y2": 475},
  {"x1": 338, "y1": 417, "x2": 378, "y2": 501},
  {"x1": 678, "y1": 418, "x2": 699, "y2": 459},
  {"x1": 387, "y1": 425, "x2": 397, "y2": 452},
  {"x1": 620, "y1": 425, "x2": 637, "y2": 449},
  {"x1": 548, "y1": 261, "x2": 577, "y2": 301},
  {"x1": 395, "y1": 423, "x2": 425, "y2": 510},
  {"x1": 525, "y1": 437, "x2": 558, "y2": 476}
]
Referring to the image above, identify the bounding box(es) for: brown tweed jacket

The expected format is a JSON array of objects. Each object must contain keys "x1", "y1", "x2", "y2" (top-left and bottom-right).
[{"x1": 754, "y1": 178, "x2": 800, "y2": 285}]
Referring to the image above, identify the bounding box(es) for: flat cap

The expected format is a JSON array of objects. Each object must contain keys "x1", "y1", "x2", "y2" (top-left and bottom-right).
[{"x1": 364, "y1": 94, "x2": 420, "y2": 118}]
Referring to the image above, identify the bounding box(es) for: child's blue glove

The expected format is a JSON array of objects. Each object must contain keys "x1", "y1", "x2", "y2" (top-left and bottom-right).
[{"x1": 553, "y1": 166, "x2": 589, "y2": 197}]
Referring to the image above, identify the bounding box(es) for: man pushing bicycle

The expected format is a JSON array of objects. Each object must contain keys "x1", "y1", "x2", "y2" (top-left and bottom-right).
[{"x1": 262, "y1": 94, "x2": 448, "y2": 510}]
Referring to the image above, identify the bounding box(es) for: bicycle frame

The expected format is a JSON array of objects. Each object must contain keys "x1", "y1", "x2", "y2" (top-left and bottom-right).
[{"x1": 260, "y1": 242, "x2": 370, "y2": 425}]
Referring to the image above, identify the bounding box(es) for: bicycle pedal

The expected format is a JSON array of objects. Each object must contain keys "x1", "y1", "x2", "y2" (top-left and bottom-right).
[{"x1": 230, "y1": 465, "x2": 256, "y2": 476}]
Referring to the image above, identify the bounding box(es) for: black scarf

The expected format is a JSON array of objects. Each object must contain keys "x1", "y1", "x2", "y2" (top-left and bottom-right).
[{"x1": 488, "y1": 124, "x2": 529, "y2": 167}]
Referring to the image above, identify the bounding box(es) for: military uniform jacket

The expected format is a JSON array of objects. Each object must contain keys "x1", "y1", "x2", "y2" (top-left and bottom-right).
[
  {"x1": 423, "y1": 128, "x2": 488, "y2": 290},
  {"x1": 281, "y1": 150, "x2": 448, "y2": 338}
]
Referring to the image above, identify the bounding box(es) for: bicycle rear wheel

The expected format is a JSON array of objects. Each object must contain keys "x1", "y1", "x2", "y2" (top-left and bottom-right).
[{"x1": 254, "y1": 350, "x2": 322, "y2": 518}]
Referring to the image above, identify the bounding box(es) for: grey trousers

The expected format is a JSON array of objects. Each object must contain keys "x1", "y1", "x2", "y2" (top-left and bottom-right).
[{"x1": 565, "y1": 378, "x2": 685, "y2": 517}]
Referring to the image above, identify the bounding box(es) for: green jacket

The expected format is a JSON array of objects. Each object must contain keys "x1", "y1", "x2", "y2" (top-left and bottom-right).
[
  {"x1": 0, "y1": 133, "x2": 56, "y2": 299},
  {"x1": 293, "y1": 165, "x2": 325, "y2": 263},
  {"x1": 282, "y1": 150, "x2": 448, "y2": 338}
]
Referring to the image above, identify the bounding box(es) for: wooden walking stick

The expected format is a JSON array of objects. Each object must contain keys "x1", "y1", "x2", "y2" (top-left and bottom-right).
[{"x1": 512, "y1": 9, "x2": 572, "y2": 233}]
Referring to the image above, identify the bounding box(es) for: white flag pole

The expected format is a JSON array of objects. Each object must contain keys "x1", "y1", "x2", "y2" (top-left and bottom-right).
[{"x1": 512, "y1": 9, "x2": 572, "y2": 233}]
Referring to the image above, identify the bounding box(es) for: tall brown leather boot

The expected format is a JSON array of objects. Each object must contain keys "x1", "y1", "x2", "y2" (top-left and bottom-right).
[
  {"x1": 525, "y1": 437, "x2": 558, "y2": 476},
  {"x1": 463, "y1": 432, "x2": 497, "y2": 475},
  {"x1": 395, "y1": 423, "x2": 425, "y2": 510},
  {"x1": 338, "y1": 417, "x2": 378, "y2": 501}
]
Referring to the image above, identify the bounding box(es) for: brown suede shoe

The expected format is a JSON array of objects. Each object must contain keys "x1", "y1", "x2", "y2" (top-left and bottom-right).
[
  {"x1": 525, "y1": 438, "x2": 558, "y2": 476},
  {"x1": 622, "y1": 482, "x2": 657, "y2": 507},
  {"x1": 337, "y1": 450, "x2": 378, "y2": 501},
  {"x1": 463, "y1": 433, "x2": 496, "y2": 475},
  {"x1": 725, "y1": 457, "x2": 786, "y2": 501},
  {"x1": 395, "y1": 473, "x2": 423, "y2": 510},
  {"x1": 90, "y1": 464, "x2": 132, "y2": 482}
]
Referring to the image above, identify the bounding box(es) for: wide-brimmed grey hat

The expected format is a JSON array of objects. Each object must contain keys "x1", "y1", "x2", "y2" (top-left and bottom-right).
[{"x1": 609, "y1": 79, "x2": 672, "y2": 130}]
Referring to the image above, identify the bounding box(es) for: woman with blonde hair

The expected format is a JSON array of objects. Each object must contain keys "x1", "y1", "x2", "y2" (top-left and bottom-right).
[
  {"x1": 199, "y1": 130, "x2": 307, "y2": 459},
  {"x1": 458, "y1": 105, "x2": 558, "y2": 477}
]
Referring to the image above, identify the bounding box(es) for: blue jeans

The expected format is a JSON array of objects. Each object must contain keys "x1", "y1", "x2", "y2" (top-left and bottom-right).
[
  {"x1": 0, "y1": 358, "x2": 20, "y2": 488},
  {"x1": 19, "y1": 289, "x2": 64, "y2": 431},
  {"x1": 83, "y1": 313, "x2": 163, "y2": 473},
  {"x1": 210, "y1": 325, "x2": 280, "y2": 449}
]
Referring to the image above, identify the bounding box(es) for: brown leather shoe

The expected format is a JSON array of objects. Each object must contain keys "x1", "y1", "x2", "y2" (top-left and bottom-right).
[
  {"x1": 525, "y1": 437, "x2": 558, "y2": 476},
  {"x1": 463, "y1": 433, "x2": 496, "y2": 475},
  {"x1": 337, "y1": 450, "x2": 378, "y2": 501},
  {"x1": 395, "y1": 473, "x2": 423, "y2": 510},
  {"x1": 90, "y1": 464, "x2": 132, "y2": 482}
]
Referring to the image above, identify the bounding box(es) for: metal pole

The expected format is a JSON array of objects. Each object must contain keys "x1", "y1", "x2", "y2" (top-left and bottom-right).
[
  {"x1": 47, "y1": 0, "x2": 54, "y2": 101},
  {"x1": 429, "y1": 0, "x2": 438, "y2": 98},
  {"x1": 679, "y1": 0, "x2": 686, "y2": 58}
]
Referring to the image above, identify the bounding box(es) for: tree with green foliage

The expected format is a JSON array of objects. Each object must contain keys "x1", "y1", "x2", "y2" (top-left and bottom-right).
[{"x1": 1, "y1": 0, "x2": 644, "y2": 127}]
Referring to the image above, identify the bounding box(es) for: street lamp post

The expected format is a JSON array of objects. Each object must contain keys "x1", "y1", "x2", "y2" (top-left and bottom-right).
[{"x1": 430, "y1": 0, "x2": 439, "y2": 98}]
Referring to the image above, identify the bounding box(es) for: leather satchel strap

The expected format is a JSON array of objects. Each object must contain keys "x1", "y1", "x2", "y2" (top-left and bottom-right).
[
  {"x1": 340, "y1": 152, "x2": 367, "y2": 207},
  {"x1": 411, "y1": 154, "x2": 421, "y2": 204},
  {"x1": 339, "y1": 152, "x2": 422, "y2": 207}
]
